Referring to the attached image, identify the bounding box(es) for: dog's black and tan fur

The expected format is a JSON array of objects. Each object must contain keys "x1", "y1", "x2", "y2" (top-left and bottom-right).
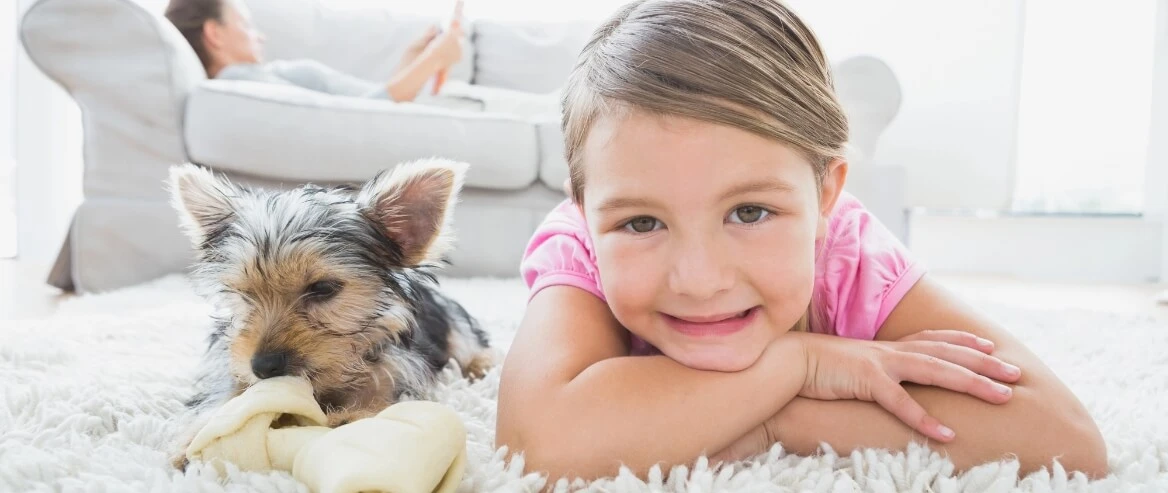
[{"x1": 168, "y1": 159, "x2": 492, "y2": 467}]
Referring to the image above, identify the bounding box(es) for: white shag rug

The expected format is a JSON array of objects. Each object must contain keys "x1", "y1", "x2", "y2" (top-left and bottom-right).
[{"x1": 2, "y1": 275, "x2": 1167, "y2": 492}]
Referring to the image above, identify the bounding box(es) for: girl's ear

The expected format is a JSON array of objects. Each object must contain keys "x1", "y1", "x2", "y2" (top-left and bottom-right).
[{"x1": 816, "y1": 159, "x2": 848, "y2": 240}]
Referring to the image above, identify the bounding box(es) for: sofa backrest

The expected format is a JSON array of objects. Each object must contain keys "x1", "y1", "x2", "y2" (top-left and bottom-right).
[
  {"x1": 467, "y1": 19, "x2": 900, "y2": 163},
  {"x1": 244, "y1": 0, "x2": 474, "y2": 85},
  {"x1": 470, "y1": 19, "x2": 596, "y2": 93},
  {"x1": 20, "y1": 0, "x2": 205, "y2": 201}
]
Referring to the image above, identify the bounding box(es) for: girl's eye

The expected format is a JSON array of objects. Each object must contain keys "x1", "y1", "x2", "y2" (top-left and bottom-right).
[
  {"x1": 729, "y1": 206, "x2": 769, "y2": 224},
  {"x1": 623, "y1": 216, "x2": 662, "y2": 233}
]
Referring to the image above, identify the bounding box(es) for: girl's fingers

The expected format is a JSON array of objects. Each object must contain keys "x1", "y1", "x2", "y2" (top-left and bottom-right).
[
  {"x1": 898, "y1": 329, "x2": 995, "y2": 354},
  {"x1": 892, "y1": 353, "x2": 1014, "y2": 405},
  {"x1": 900, "y1": 340, "x2": 1022, "y2": 383},
  {"x1": 871, "y1": 379, "x2": 955, "y2": 443}
]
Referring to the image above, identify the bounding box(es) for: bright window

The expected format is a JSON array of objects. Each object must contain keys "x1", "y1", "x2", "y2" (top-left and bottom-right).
[{"x1": 1012, "y1": 0, "x2": 1158, "y2": 214}]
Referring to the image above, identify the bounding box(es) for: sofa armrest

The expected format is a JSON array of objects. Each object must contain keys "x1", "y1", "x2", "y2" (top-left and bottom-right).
[
  {"x1": 846, "y1": 164, "x2": 908, "y2": 243},
  {"x1": 184, "y1": 80, "x2": 540, "y2": 190},
  {"x1": 21, "y1": 0, "x2": 205, "y2": 131}
]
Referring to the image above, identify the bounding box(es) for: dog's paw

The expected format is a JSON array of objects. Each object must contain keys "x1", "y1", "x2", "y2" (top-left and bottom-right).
[
  {"x1": 168, "y1": 434, "x2": 195, "y2": 471},
  {"x1": 462, "y1": 349, "x2": 496, "y2": 381},
  {"x1": 171, "y1": 451, "x2": 191, "y2": 472}
]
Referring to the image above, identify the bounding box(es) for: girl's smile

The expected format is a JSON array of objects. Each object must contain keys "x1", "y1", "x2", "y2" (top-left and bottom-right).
[{"x1": 661, "y1": 306, "x2": 762, "y2": 337}]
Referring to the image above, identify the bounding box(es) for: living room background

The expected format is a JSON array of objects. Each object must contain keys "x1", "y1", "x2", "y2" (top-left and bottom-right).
[{"x1": 5, "y1": 0, "x2": 1168, "y2": 282}]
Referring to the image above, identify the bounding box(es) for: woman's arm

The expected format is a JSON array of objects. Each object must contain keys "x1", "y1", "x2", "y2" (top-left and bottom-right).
[
  {"x1": 496, "y1": 286, "x2": 809, "y2": 481},
  {"x1": 741, "y1": 276, "x2": 1109, "y2": 478}
]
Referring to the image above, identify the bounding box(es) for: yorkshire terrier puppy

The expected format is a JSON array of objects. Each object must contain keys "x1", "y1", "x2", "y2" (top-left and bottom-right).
[{"x1": 167, "y1": 159, "x2": 493, "y2": 468}]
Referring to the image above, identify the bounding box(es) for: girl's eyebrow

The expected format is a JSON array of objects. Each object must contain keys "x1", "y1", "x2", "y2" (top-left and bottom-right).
[
  {"x1": 596, "y1": 196, "x2": 653, "y2": 213},
  {"x1": 596, "y1": 179, "x2": 796, "y2": 213},
  {"x1": 718, "y1": 179, "x2": 796, "y2": 202}
]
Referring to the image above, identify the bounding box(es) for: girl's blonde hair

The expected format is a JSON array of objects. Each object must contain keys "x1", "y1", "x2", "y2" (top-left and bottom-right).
[{"x1": 562, "y1": 0, "x2": 848, "y2": 332}]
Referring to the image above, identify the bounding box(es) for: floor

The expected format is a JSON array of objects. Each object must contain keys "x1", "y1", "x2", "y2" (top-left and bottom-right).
[
  {"x1": 4, "y1": 257, "x2": 1168, "y2": 322},
  {"x1": 1, "y1": 258, "x2": 70, "y2": 320}
]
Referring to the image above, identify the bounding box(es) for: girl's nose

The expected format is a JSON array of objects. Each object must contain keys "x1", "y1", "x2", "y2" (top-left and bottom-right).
[{"x1": 667, "y1": 238, "x2": 735, "y2": 300}]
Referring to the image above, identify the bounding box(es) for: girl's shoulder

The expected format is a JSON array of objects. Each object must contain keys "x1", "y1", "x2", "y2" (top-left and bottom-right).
[
  {"x1": 519, "y1": 200, "x2": 605, "y2": 302},
  {"x1": 814, "y1": 192, "x2": 926, "y2": 340}
]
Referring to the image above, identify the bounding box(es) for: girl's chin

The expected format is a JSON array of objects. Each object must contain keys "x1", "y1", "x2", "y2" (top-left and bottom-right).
[{"x1": 663, "y1": 345, "x2": 765, "y2": 372}]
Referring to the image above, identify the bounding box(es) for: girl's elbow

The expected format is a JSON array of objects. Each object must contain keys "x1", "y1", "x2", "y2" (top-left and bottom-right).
[
  {"x1": 496, "y1": 429, "x2": 579, "y2": 483},
  {"x1": 496, "y1": 417, "x2": 574, "y2": 481},
  {"x1": 1024, "y1": 398, "x2": 1109, "y2": 479},
  {"x1": 1057, "y1": 418, "x2": 1109, "y2": 479}
]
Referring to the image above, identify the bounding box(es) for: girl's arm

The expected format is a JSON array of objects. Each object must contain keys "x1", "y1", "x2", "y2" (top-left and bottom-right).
[
  {"x1": 496, "y1": 286, "x2": 810, "y2": 481},
  {"x1": 725, "y1": 276, "x2": 1109, "y2": 478},
  {"x1": 497, "y1": 284, "x2": 1017, "y2": 481}
]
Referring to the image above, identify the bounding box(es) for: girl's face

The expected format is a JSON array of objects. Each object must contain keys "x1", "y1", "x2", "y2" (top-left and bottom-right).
[{"x1": 580, "y1": 111, "x2": 843, "y2": 372}]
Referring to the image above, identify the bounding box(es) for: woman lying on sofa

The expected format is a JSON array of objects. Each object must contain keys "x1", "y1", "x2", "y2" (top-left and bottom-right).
[{"x1": 165, "y1": 0, "x2": 464, "y2": 102}]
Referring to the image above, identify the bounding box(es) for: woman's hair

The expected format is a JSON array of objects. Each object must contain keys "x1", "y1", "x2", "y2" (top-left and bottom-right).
[
  {"x1": 164, "y1": 0, "x2": 225, "y2": 72},
  {"x1": 561, "y1": 0, "x2": 848, "y2": 332}
]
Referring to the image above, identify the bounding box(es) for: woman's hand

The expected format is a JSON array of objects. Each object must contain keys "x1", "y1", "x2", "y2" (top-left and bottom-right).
[{"x1": 793, "y1": 329, "x2": 1020, "y2": 442}]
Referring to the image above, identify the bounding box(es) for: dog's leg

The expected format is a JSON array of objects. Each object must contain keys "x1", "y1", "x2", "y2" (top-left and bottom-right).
[
  {"x1": 446, "y1": 324, "x2": 495, "y2": 380},
  {"x1": 170, "y1": 383, "x2": 243, "y2": 470},
  {"x1": 170, "y1": 406, "x2": 214, "y2": 470},
  {"x1": 462, "y1": 348, "x2": 496, "y2": 380}
]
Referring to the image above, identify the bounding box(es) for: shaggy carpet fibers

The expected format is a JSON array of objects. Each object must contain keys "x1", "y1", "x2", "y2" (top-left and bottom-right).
[{"x1": 2, "y1": 275, "x2": 1167, "y2": 492}]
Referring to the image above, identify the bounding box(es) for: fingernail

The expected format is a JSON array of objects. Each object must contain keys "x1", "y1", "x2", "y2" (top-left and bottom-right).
[
  {"x1": 977, "y1": 338, "x2": 994, "y2": 349},
  {"x1": 996, "y1": 383, "x2": 1012, "y2": 395},
  {"x1": 1003, "y1": 364, "x2": 1020, "y2": 377},
  {"x1": 938, "y1": 425, "x2": 955, "y2": 439}
]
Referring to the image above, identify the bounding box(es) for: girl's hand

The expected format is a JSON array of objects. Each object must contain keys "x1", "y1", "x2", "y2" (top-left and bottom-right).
[{"x1": 792, "y1": 330, "x2": 1021, "y2": 442}]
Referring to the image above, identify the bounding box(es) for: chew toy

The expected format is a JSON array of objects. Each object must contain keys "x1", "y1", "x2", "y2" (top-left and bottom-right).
[
  {"x1": 185, "y1": 376, "x2": 466, "y2": 493},
  {"x1": 431, "y1": 0, "x2": 464, "y2": 95}
]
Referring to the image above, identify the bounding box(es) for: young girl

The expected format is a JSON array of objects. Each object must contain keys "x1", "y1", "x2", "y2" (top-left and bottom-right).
[{"x1": 496, "y1": 0, "x2": 1108, "y2": 482}]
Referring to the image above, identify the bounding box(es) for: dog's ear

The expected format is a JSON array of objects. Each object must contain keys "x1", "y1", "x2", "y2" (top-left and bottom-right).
[
  {"x1": 167, "y1": 163, "x2": 237, "y2": 248},
  {"x1": 357, "y1": 159, "x2": 467, "y2": 266}
]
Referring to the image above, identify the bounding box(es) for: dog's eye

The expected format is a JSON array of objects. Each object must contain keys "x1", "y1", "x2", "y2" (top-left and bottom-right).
[{"x1": 305, "y1": 280, "x2": 342, "y2": 301}]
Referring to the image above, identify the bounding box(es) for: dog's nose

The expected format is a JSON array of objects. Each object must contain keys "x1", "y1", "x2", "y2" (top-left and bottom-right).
[{"x1": 251, "y1": 352, "x2": 289, "y2": 379}]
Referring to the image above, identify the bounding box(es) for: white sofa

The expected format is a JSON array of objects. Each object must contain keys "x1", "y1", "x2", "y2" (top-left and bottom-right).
[{"x1": 20, "y1": 0, "x2": 905, "y2": 293}]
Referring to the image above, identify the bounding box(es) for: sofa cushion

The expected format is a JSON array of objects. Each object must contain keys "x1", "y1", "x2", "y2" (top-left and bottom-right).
[
  {"x1": 244, "y1": 0, "x2": 474, "y2": 86},
  {"x1": 471, "y1": 19, "x2": 595, "y2": 93},
  {"x1": 184, "y1": 80, "x2": 539, "y2": 190},
  {"x1": 536, "y1": 118, "x2": 569, "y2": 191}
]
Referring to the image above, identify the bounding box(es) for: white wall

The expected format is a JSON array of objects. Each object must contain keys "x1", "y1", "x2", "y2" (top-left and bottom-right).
[
  {"x1": 787, "y1": 1, "x2": 1025, "y2": 211},
  {"x1": 910, "y1": 214, "x2": 1163, "y2": 284},
  {"x1": 1, "y1": 0, "x2": 16, "y2": 257},
  {"x1": 14, "y1": 0, "x2": 84, "y2": 264}
]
